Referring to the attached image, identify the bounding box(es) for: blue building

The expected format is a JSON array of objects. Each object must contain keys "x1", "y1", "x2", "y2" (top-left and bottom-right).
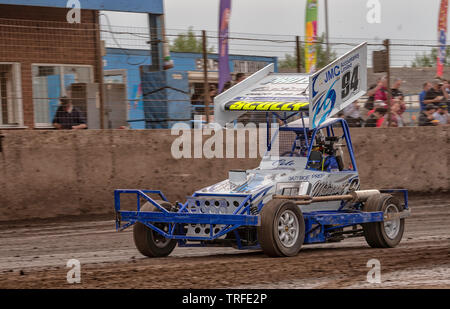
[{"x1": 104, "y1": 48, "x2": 278, "y2": 128}]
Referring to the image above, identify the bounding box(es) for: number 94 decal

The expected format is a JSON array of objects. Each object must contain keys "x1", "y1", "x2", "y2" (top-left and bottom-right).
[{"x1": 341, "y1": 65, "x2": 359, "y2": 100}]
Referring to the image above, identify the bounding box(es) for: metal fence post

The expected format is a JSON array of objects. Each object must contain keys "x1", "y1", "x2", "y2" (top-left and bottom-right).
[
  {"x1": 94, "y1": 11, "x2": 105, "y2": 129},
  {"x1": 296, "y1": 35, "x2": 302, "y2": 73},
  {"x1": 202, "y1": 30, "x2": 210, "y2": 124},
  {"x1": 384, "y1": 39, "x2": 392, "y2": 127}
]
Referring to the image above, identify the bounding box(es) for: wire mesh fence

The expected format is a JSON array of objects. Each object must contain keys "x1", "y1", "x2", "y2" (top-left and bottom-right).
[{"x1": 0, "y1": 16, "x2": 448, "y2": 130}]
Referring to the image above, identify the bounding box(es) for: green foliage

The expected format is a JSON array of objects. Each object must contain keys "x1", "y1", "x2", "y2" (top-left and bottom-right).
[
  {"x1": 412, "y1": 46, "x2": 450, "y2": 68},
  {"x1": 279, "y1": 33, "x2": 337, "y2": 71},
  {"x1": 170, "y1": 27, "x2": 214, "y2": 53}
]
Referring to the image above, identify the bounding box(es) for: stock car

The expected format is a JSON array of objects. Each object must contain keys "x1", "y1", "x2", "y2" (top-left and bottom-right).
[{"x1": 113, "y1": 43, "x2": 410, "y2": 257}]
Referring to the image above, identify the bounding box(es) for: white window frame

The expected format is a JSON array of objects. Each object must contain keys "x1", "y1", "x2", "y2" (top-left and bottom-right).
[
  {"x1": 0, "y1": 62, "x2": 25, "y2": 128},
  {"x1": 31, "y1": 63, "x2": 94, "y2": 128}
]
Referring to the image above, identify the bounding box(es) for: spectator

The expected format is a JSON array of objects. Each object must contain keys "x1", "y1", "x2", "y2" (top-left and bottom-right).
[
  {"x1": 364, "y1": 77, "x2": 382, "y2": 111},
  {"x1": 374, "y1": 76, "x2": 389, "y2": 103},
  {"x1": 424, "y1": 79, "x2": 445, "y2": 106},
  {"x1": 418, "y1": 104, "x2": 439, "y2": 126},
  {"x1": 381, "y1": 101, "x2": 403, "y2": 127},
  {"x1": 234, "y1": 73, "x2": 246, "y2": 84},
  {"x1": 419, "y1": 82, "x2": 432, "y2": 111},
  {"x1": 53, "y1": 97, "x2": 87, "y2": 130},
  {"x1": 433, "y1": 102, "x2": 448, "y2": 125},
  {"x1": 391, "y1": 77, "x2": 406, "y2": 115},
  {"x1": 364, "y1": 107, "x2": 387, "y2": 127},
  {"x1": 442, "y1": 79, "x2": 450, "y2": 109}
]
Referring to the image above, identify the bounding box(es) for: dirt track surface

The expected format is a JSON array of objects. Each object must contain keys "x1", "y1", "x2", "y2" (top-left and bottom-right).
[{"x1": 0, "y1": 195, "x2": 448, "y2": 289}]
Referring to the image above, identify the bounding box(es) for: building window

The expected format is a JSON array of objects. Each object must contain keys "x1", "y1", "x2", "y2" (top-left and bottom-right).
[
  {"x1": 0, "y1": 63, "x2": 23, "y2": 127},
  {"x1": 32, "y1": 64, "x2": 93, "y2": 128}
]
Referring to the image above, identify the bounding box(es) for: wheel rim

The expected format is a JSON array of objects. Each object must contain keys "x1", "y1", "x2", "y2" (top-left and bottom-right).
[
  {"x1": 277, "y1": 210, "x2": 299, "y2": 247},
  {"x1": 153, "y1": 224, "x2": 171, "y2": 248},
  {"x1": 384, "y1": 204, "x2": 400, "y2": 239}
]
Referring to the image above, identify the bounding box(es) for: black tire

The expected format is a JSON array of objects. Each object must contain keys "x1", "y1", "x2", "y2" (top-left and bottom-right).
[
  {"x1": 362, "y1": 194, "x2": 405, "y2": 248},
  {"x1": 133, "y1": 200, "x2": 177, "y2": 257},
  {"x1": 257, "y1": 199, "x2": 305, "y2": 257}
]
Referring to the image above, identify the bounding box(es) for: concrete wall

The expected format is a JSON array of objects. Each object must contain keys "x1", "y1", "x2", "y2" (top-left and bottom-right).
[{"x1": 0, "y1": 126, "x2": 448, "y2": 221}]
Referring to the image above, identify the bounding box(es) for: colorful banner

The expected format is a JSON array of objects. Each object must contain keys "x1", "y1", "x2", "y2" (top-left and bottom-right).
[
  {"x1": 437, "y1": 0, "x2": 448, "y2": 77},
  {"x1": 305, "y1": 0, "x2": 318, "y2": 73},
  {"x1": 218, "y1": 0, "x2": 232, "y2": 93}
]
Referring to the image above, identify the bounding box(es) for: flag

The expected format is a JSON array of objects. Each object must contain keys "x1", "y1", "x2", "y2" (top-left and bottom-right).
[
  {"x1": 218, "y1": 0, "x2": 231, "y2": 93},
  {"x1": 437, "y1": 0, "x2": 448, "y2": 77},
  {"x1": 305, "y1": 0, "x2": 318, "y2": 73}
]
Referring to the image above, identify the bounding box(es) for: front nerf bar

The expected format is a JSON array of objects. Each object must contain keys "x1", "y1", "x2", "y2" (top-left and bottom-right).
[{"x1": 114, "y1": 189, "x2": 259, "y2": 240}]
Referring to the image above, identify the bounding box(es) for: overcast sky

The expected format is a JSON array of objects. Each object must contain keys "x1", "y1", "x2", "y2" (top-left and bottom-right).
[
  {"x1": 162, "y1": 0, "x2": 446, "y2": 41},
  {"x1": 102, "y1": 0, "x2": 449, "y2": 66}
]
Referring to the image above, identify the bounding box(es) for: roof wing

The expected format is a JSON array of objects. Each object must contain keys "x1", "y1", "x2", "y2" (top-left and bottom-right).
[
  {"x1": 309, "y1": 42, "x2": 368, "y2": 129},
  {"x1": 213, "y1": 42, "x2": 367, "y2": 129},
  {"x1": 213, "y1": 64, "x2": 310, "y2": 126}
]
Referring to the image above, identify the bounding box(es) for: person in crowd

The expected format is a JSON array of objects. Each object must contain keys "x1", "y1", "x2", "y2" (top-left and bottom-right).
[
  {"x1": 441, "y1": 79, "x2": 450, "y2": 111},
  {"x1": 234, "y1": 73, "x2": 246, "y2": 84},
  {"x1": 390, "y1": 77, "x2": 406, "y2": 115},
  {"x1": 380, "y1": 101, "x2": 403, "y2": 127},
  {"x1": 364, "y1": 107, "x2": 387, "y2": 127},
  {"x1": 418, "y1": 104, "x2": 439, "y2": 126},
  {"x1": 374, "y1": 76, "x2": 389, "y2": 103},
  {"x1": 419, "y1": 82, "x2": 432, "y2": 111},
  {"x1": 424, "y1": 79, "x2": 445, "y2": 107},
  {"x1": 432, "y1": 102, "x2": 448, "y2": 125},
  {"x1": 364, "y1": 77, "x2": 382, "y2": 111},
  {"x1": 53, "y1": 96, "x2": 87, "y2": 130}
]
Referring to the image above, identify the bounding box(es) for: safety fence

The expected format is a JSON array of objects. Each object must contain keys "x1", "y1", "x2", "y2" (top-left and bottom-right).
[{"x1": 0, "y1": 15, "x2": 448, "y2": 130}]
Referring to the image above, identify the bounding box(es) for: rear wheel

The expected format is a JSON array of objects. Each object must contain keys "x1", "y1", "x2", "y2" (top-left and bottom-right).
[
  {"x1": 257, "y1": 199, "x2": 305, "y2": 257},
  {"x1": 133, "y1": 200, "x2": 177, "y2": 257},
  {"x1": 362, "y1": 194, "x2": 405, "y2": 248}
]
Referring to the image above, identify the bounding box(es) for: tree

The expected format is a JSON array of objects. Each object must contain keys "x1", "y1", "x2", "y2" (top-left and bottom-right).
[
  {"x1": 279, "y1": 33, "x2": 337, "y2": 71},
  {"x1": 412, "y1": 46, "x2": 450, "y2": 68},
  {"x1": 170, "y1": 27, "x2": 215, "y2": 53}
]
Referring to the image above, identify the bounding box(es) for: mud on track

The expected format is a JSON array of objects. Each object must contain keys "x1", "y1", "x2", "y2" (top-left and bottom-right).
[{"x1": 0, "y1": 195, "x2": 448, "y2": 289}]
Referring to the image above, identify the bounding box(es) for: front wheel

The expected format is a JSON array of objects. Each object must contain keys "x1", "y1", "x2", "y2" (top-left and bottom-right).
[
  {"x1": 257, "y1": 199, "x2": 305, "y2": 257},
  {"x1": 362, "y1": 194, "x2": 405, "y2": 248},
  {"x1": 133, "y1": 200, "x2": 177, "y2": 257}
]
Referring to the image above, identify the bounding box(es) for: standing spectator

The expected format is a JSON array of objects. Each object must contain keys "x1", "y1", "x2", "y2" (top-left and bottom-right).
[
  {"x1": 424, "y1": 79, "x2": 445, "y2": 106},
  {"x1": 391, "y1": 77, "x2": 406, "y2": 115},
  {"x1": 419, "y1": 82, "x2": 432, "y2": 111},
  {"x1": 418, "y1": 104, "x2": 439, "y2": 126},
  {"x1": 433, "y1": 102, "x2": 448, "y2": 125},
  {"x1": 364, "y1": 107, "x2": 387, "y2": 127},
  {"x1": 374, "y1": 76, "x2": 389, "y2": 103},
  {"x1": 53, "y1": 97, "x2": 87, "y2": 130},
  {"x1": 364, "y1": 77, "x2": 382, "y2": 111}
]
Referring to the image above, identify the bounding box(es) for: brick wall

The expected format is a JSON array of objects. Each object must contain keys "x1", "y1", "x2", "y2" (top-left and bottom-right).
[{"x1": 0, "y1": 4, "x2": 100, "y2": 128}]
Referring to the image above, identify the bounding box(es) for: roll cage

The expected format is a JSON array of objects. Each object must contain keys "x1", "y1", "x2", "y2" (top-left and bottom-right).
[{"x1": 265, "y1": 111, "x2": 357, "y2": 172}]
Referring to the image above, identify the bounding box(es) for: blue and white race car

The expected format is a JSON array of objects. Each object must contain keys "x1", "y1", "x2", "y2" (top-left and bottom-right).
[{"x1": 114, "y1": 43, "x2": 410, "y2": 257}]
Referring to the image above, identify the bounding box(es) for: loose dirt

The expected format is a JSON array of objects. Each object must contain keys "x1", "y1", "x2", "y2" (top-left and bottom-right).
[{"x1": 0, "y1": 195, "x2": 448, "y2": 289}]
